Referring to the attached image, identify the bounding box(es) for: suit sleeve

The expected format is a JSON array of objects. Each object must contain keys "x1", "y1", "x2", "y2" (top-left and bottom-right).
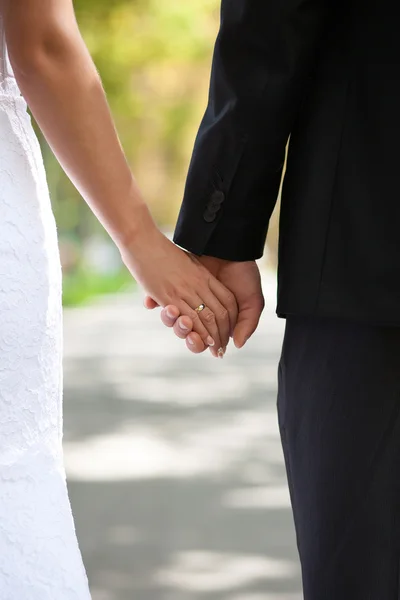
[{"x1": 172, "y1": 0, "x2": 331, "y2": 261}]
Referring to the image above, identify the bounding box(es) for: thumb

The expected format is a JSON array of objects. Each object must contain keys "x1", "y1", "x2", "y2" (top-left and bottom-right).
[
  {"x1": 143, "y1": 295, "x2": 160, "y2": 310},
  {"x1": 233, "y1": 298, "x2": 264, "y2": 349}
]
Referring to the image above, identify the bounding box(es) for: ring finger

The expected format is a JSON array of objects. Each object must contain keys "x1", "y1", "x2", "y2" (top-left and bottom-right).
[
  {"x1": 183, "y1": 289, "x2": 230, "y2": 356},
  {"x1": 198, "y1": 289, "x2": 231, "y2": 354},
  {"x1": 180, "y1": 297, "x2": 222, "y2": 358}
]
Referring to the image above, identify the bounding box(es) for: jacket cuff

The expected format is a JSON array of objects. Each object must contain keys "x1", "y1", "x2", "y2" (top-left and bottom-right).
[
  {"x1": 173, "y1": 129, "x2": 284, "y2": 262},
  {"x1": 173, "y1": 217, "x2": 267, "y2": 261}
]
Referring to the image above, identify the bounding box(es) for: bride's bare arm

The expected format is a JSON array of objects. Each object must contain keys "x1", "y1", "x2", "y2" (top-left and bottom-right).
[
  {"x1": 0, "y1": 0, "x2": 238, "y2": 356},
  {"x1": 1, "y1": 0, "x2": 149, "y2": 249}
]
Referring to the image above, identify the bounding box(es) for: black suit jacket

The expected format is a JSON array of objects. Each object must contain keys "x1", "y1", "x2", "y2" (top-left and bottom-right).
[{"x1": 173, "y1": 0, "x2": 400, "y2": 324}]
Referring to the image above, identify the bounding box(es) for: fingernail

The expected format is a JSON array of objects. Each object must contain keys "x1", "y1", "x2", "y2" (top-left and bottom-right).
[
  {"x1": 217, "y1": 347, "x2": 224, "y2": 359},
  {"x1": 187, "y1": 337, "x2": 195, "y2": 345},
  {"x1": 207, "y1": 336, "x2": 215, "y2": 346},
  {"x1": 166, "y1": 308, "x2": 175, "y2": 318},
  {"x1": 179, "y1": 322, "x2": 190, "y2": 331}
]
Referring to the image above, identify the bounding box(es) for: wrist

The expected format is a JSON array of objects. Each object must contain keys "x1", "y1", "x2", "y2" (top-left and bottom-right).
[
  {"x1": 197, "y1": 254, "x2": 232, "y2": 276},
  {"x1": 116, "y1": 201, "x2": 159, "y2": 256}
]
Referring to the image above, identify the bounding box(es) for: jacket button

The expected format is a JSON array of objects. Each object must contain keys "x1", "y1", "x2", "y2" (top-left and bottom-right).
[
  {"x1": 203, "y1": 209, "x2": 217, "y2": 223},
  {"x1": 203, "y1": 189, "x2": 224, "y2": 222},
  {"x1": 210, "y1": 190, "x2": 225, "y2": 206}
]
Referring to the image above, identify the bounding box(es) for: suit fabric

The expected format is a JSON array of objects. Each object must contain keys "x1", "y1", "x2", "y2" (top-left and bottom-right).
[
  {"x1": 172, "y1": 1, "x2": 400, "y2": 597},
  {"x1": 173, "y1": 0, "x2": 400, "y2": 324},
  {"x1": 278, "y1": 316, "x2": 400, "y2": 599}
]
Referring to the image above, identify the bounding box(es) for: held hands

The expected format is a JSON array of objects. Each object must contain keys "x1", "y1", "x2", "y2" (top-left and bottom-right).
[
  {"x1": 144, "y1": 255, "x2": 265, "y2": 357},
  {"x1": 119, "y1": 209, "x2": 239, "y2": 357},
  {"x1": 118, "y1": 207, "x2": 264, "y2": 356}
]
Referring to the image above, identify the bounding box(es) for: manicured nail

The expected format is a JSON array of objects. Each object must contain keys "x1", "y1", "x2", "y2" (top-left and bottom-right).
[
  {"x1": 166, "y1": 308, "x2": 175, "y2": 318},
  {"x1": 187, "y1": 337, "x2": 195, "y2": 345},
  {"x1": 207, "y1": 336, "x2": 215, "y2": 346},
  {"x1": 179, "y1": 322, "x2": 190, "y2": 331},
  {"x1": 217, "y1": 347, "x2": 224, "y2": 359}
]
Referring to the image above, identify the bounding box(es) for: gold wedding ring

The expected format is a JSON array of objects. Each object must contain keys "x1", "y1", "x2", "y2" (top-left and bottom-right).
[{"x1": 195, "y1": 303, "x2": 206, "y2": 313}]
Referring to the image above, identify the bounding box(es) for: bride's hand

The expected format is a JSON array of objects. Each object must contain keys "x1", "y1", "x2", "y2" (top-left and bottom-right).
[{"x1": 119, "y1": 208, "x2": 238, "y2": 357}]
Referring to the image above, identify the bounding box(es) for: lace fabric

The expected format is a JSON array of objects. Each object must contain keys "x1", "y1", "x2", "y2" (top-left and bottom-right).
[{"x1": 0, "y1": 17, "x2": 91, "y2": 599}]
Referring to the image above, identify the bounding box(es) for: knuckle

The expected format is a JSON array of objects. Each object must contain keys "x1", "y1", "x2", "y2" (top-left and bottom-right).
[
  {"x1": 218, "y1": 307, "x2": 229, "y2": 321},
  {"x1": 225, "y1": 291, "x2": 236, "y2": 307},
  {"x1": 203, "y1": 310, "x2": 216, "y2": 325},
  {"x1": 190, "y1": 311, "x2": 201, "y2": 323}
]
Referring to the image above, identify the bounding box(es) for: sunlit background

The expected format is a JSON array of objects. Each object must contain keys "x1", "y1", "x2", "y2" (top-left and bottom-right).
[{"x1": 39, "y1": 0, "x2": 298, "y2": 598}]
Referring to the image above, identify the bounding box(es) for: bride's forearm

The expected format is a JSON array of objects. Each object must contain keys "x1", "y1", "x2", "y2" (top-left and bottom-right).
[{"x1": 2, "y1": 0, "x2": 155, "y2": 251}]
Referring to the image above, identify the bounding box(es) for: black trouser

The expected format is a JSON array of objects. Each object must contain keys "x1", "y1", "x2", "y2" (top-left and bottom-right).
[{"x1": 277, "y1": 316, "x2": 400, "y2": 599}]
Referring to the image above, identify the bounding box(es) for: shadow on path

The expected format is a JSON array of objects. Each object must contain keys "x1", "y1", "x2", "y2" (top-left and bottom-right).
[{"x1": 63, "y1": 271, "x2": 301, "y2": 600}]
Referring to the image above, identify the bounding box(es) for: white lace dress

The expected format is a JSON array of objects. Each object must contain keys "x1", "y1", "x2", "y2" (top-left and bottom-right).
[{"x1": 0, "y1": 19, "x2": 91, "y2": 599}]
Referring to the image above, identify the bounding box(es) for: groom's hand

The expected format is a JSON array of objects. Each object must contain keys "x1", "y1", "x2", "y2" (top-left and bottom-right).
[{"x1": 144, "y1": 257, "x2": 265, "y2": 354}]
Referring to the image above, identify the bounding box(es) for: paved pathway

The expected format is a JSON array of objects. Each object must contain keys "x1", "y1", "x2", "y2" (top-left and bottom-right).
[{"x1": 62, "y1": 266, "x2": 302, "y2": 600}]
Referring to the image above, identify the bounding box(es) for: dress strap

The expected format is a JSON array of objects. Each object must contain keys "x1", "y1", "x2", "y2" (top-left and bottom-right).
[{"x1": 0, "y1": 15, "x2": 21, "y2": 97}]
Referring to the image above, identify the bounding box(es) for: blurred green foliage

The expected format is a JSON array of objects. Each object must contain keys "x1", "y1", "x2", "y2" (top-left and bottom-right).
[
  {"x1": 62, "y1": 266, "x2": 134, "y2": 306},
  {"x1": 37, "y1": 0, "x2": 221, "y2": 304}
]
